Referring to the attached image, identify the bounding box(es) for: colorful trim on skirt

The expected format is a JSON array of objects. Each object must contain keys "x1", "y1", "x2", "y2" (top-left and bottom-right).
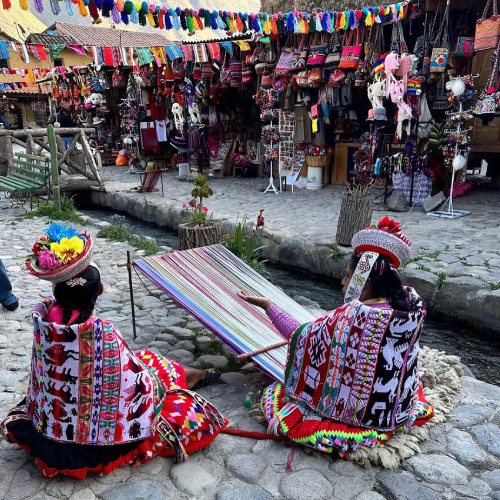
[
  {"x1": 261, "y1": 382, "x2": 433, "y2": 457},
  {"x1": 1, "y1": 351, "x2": 227, "y2": 479}
]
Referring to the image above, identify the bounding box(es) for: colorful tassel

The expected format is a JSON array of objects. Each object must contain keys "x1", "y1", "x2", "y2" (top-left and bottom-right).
[
  {"x1": 179, "y1": 9, "x2": 187, "y2": 30},
  {"x1": 19, "y1": 0, "x2": 29, "y2": 10},
  {"x1": 64, "y1": 0, "x2": 74, "y2": 15},
  {"x1": 158, "y1": 7, "x2": 165, "y2": 28},
  {"x1": 277, "y1": 14, "x2": 283, "y2": 34},
  {"x1": 130, "y1": 2, "x2": 138, "y2": 23},
  {"x1": 216, "y1": 11, "x2": 226, "y2": 29},
  {"x1": 124, "y1": 0, "x2": 132, "y2": 14},
  {"x1": 204, "y1": 9, "x2": 211, "y2": 28},
  {"x1": 2, "y1": 0, "x2": 11, "y2": 9},
  {"x1": 186, "y1": 12, "x2": 193, "y2": 31},
  {"x1": 236, "y1": 13, "x2": 243, "y2": 32},
  {"x1": 112, "y1": 5, "x2": 120, "y2": 22},
  {"x1": 78, "y1": 0, "x2": 87, "y2": 16},
  {"x1": 102, "y1": 0, "x2": 113, "y2": 17},
  {"x1": 172, "y1": 8, "x2": 180, "y2": 29},
  {"x1": 165, "y1": 9, "x2": 172, "y2": 28},
  {"x1": 230, "y1": 13, "x2": 236, "y2": 32},
  {"x1": 121, "y1": 10, "x2": 128, "y2": 23},
  {"x1": 138, "y1": 8, "x2": 146, "y2": 25},
  {"x1": 34, "y1": 0, "x2": 44, "y2": 13},
  {"x1": 94, "y1": 0, "x2": 102, "y2": 9},
  {"x1": 252, "y1": 16, "x2": 260, "y2": 32},
  {"x1": 286, "y1": 12, "x2": 293, "y2": 32},
  {"x1": 50, "y1": 0, "x2": 61, "y2": 15},
  {"x1": 315, "y1": 14, "x2": 322, "y2": 31},
  {"x1": 146, "y1": 10, "x2": 154, "y2": 26},
  {"x1": 293, "y1": 12, "x2": 301, "y2": 33}
]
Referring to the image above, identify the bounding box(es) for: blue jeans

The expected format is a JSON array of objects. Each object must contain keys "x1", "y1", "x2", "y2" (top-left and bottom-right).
[
  {"x1": 61, "y1": 136, "x2": 73, "y2": 150},
  {"x1": 0, "y1": 259, "x2": 18, "y2": 307}
]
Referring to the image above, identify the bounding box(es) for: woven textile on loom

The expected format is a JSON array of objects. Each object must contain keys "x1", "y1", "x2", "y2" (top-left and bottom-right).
[{"x1": 134, "y1": 244, "x2": 315, "y2": 381}]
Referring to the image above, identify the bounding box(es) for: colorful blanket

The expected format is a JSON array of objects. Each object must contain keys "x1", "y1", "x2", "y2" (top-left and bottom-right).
[
  {"x1": 26, "y1": 297, "x2": 165, "y2": 446},
  {"x1": 284, "y1": 287, "x2": 425, "y2": 432}
]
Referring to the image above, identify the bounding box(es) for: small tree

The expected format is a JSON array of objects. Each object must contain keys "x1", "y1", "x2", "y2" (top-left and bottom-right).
[{"x1": 183, "y1": 175, "x2": 214, "y2": 227}]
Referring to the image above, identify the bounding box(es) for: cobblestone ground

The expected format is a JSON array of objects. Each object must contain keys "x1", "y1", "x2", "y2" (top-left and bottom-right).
[
  {"x1": 2, "y1": 200, "x2": 500, "y2": 500},
  {"x1": 102, "y1": 167, "x2": 500, "y2": 289}
]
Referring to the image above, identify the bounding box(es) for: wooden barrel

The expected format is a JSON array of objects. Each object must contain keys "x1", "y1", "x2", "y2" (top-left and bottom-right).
[
  {"x1": 335, "y1": 193, "x2": 374, "y2": 246},
  {"x1": 178, "y1": 223, "x2": 221, "y2": 251}
]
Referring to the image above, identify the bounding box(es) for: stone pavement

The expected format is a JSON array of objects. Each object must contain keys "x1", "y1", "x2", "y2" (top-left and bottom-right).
[
  {"x1": 1, "y1": 202, "x2": 500, "y2": 500},
  {"x1": 91, "y1": 167, "x2": 500, "y2": 331}
]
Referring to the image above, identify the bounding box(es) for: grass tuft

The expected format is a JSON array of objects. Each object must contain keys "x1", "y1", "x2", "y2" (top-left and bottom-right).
[
  {"x1": 22, "y1": 199, "x2": 85, "y2": 225},
  {"x1": 97, "y1": 224, "x2": 160, "y2": 256}
]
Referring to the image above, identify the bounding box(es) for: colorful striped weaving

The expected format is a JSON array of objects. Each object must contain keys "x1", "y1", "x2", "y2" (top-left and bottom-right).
[{"x1": 134, "y1": 244, "x2": 315, "y2": 382}]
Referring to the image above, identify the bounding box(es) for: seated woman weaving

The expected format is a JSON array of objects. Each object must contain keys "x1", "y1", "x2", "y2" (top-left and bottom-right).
[
  {"x1": 238, "y1": 217, "x2": 433, "y2": 456},
  {"x1": 1, "y1": 224, "x2": 225, "y2": 479}
]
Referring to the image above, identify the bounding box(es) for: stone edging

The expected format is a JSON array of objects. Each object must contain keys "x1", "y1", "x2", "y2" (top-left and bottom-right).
[{"x1": 88, "y1": 190, "x2": 500, "y2": 333}]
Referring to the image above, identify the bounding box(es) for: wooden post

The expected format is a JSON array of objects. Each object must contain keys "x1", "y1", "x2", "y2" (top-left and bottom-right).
[
  {"x1": 4, "y1": 132, "x2": 14, "y2": 176},
  {"x1": 47, "y1": 124, "x2": 61, "y2": 211},
  {"x1": 127, "y1": 251, "x2": 137, "y2": 341},
  {"x1": 335, "y1": 194, "x2": 374, "y2": 246},
  {"x1": 178, "y1": 223, "x2": 221, "y2": 251}
]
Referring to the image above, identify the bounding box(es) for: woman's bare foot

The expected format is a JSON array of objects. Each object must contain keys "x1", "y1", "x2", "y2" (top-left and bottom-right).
[{"x1": 185, "y1": 368, "x2": 206, "y2": 389}]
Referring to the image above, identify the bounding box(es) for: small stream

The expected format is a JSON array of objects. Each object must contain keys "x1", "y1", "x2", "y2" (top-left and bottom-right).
[{"x1": 83, "y1": 205, "x2": 500, "y2": 387}]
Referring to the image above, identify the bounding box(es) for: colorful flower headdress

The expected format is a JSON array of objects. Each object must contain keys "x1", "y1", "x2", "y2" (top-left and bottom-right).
[
  {"x1": 26, "y1": 223, "x2": 93, "y2": 283},
  {"x1": 345, "y1": 216, "x2": 411, "y2": 303}
]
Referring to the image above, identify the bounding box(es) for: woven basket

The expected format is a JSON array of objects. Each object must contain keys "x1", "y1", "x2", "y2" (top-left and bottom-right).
[{"x1": 306, "y1": 155, "x2": 327, "y2": 167}]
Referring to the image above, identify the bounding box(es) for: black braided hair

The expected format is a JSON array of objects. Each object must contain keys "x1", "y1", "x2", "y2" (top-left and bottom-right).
[
  {"x1": 348, "y1": 253, "x2": 409, "y2": 312},
  {"x1": 53, "y1": 265, "x2": 101, "y2": 325}
]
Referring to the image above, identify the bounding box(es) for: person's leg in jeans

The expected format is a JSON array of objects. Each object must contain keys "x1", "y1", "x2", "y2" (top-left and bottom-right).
[
  {"x1": 62, "y1": 136, "x2": 73, "y2": 150},
  {"x1": 0, "y1": 259, "x2": 19, "y2": 311}
]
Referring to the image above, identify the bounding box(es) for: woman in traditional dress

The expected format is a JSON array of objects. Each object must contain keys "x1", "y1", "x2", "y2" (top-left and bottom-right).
[
  {"x1": 238, "y1": 217, "x2": 433, "y2": 456},
  {"x1": 1, "y1": 224, "x2": 225, "y2": 479}
]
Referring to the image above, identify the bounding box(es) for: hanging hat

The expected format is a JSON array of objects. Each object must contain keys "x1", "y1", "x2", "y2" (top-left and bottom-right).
[
  {"x1": 352, "y1": 216, "x2": 411, "y2": 268},
  {"x1": 344, "y1": 216, "x2": 411, "y2": 303},
  {"x1": 26, "y1": 223, "x2": 94, "y2": 283},
  {"x1": 374, "y1": 107, "x2": 388, "y2": 121},
  {"x1": 171, "y1": 134, "x2": 188, "y2": 152},
  {"x1": 407, "y1": 78, "x2": 422, "y2": 96}
]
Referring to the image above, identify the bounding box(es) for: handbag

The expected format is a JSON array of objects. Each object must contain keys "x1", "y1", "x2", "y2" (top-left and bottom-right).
[
  {"x1": 455, "y1": 37, "x2": 475, "y2": 57},
  {"x1": 292, "y1": 36, "x2": 308, "y2": 72},
  {"x1": 324, "y1": 31, "x2": 342, "y2": 70},
  {"x1": 308, "y1": 67, "x2": 327, "y2": 85},
  {"x1": 307, "y1": 34, "x2": 327, "y2": 66},
  {"x1": 338, "y1": 29, "x2": 363, "y2": 70},
  {"x1": 473, "y1": 41, "x2": 500, "y2": 123},
  {"x1": 266, "y1": 41, "x2": 278, "y2": 69},
  {"x1": 242, "y1": 64, "x2": 254, "y2": 83},
  {"x1": 328, "y1": 69, "x2": 346, "y2": 86},
  {"x1": 475, "y1": 0, "x2": 500, "y2": 51},
  {"x1": 430, "y1": 4, "x2": 451, "y2": 73},
  {"x1": 293, "y1": 70, "x2": 309, "y2": 88},
  {"x1": 275, "y1": 45, "x2": 296, "y2": 76},
  {"x1": 261, "y1": 74, "x2": 274, "y2": 88}
]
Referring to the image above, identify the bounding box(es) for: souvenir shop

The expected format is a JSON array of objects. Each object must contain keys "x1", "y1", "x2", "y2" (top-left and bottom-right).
[{"x1": 1, "y1": 0, "x2": 499, "y2": 200}]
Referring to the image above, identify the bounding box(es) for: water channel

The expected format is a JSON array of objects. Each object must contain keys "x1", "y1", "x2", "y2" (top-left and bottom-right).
[{"x1": 83, "y1": 206, "x2": 500, "y2": 387}]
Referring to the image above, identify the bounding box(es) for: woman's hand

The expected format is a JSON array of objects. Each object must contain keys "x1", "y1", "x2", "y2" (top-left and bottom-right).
[{"x1": 237, "y1": 291, "x2": 273, "y2": 311}]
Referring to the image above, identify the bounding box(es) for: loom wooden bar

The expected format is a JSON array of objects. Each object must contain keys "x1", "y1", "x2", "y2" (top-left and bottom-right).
[{"x1": 127, "y1": 250, "x2": 138, "y2": 341}]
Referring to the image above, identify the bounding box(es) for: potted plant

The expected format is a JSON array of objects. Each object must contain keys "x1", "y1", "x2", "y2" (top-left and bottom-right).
[
  {"x1": 178, "y1": 175, "x2": 220, "y2": 250},
  {"x1": 335, "y1": 169, "x2": 374, "y2": 247}
]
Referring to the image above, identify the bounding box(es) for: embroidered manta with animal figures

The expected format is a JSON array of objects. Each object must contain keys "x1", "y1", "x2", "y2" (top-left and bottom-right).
[
  {"x1": 26, "y1": 297, "x2": 165, "y2": 445},
  {"x1": 284, "y1": 286, "x2": 424, "y2": 432}
]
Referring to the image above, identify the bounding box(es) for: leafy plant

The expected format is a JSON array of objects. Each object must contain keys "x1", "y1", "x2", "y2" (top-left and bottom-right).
[
  {"x1": 224, "y1": 215, "x2": 270, "y2": 278},
  {"x1": 23, "y1": 200, "x2": 85, "y2": 225},
  {"x1": 97, "y1": 224, "x2": 160, "y2": 256},
  {"x1": 183, "y1": 175, "x2": 214, "y2": 227}
]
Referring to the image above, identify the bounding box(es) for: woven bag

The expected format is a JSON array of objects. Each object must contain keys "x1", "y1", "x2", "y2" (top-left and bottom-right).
[
  {"x1": 430, "y1": 5, "x2": 450, "y2": 73},
  {"x1": 338, "y1": 29, "x2": 363, "y2": 70},
  {"x1": 475, "y1": 0, "x2": 500, "y2": 51},
  {"x1": 275, "y1": 46, "x2": 295, "y2": 76}
]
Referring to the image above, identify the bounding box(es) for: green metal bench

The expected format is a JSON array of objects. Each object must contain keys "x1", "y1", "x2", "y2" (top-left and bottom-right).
[{"x1": 0, "y1": 153, "x2": 51, "y2": 210}]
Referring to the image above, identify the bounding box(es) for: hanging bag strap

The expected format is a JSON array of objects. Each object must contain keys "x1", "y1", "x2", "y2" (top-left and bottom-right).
[
  {"x1": 398, "y1": 21, "x2": 408, "y2": 53},
  {"x1": 480, "y1": 0, "x2": 498, "y2": 21},
  {"x1": 434, "y1": 4, "x2": 449, "y2": 47}
]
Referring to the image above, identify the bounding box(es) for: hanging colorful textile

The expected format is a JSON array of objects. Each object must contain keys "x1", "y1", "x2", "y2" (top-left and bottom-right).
[
  {"x1": 193, "y1": 43, "x2": 208, "y2": 63},
  {"x1": 165, "y1": 44, "x2": 183, "y2": 60},
  {"x1": 49, "y1": 44, "x2": 66, "y2": 60},
  {"x1": 0, "y1": 41, "x2": 11, "y2": 59},
  {"x1": 136, "y1": 47, "x2": 154, "y2": 65},
  {"x1": 134, "y1": 244, "x2": 315, "y2": 381}
]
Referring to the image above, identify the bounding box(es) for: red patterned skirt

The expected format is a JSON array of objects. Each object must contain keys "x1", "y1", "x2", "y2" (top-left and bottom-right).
[
  {"x1": 261, "y1": 382, "x2": 433, "y2": 456},
  {"x1": 1, "y1": 351, "x2": 227, "y2": 479}
]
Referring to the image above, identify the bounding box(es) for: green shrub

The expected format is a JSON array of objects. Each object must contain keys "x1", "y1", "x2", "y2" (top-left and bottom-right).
[{"x1": 97, "y1": 224, "x2": 160, "y2": 256}]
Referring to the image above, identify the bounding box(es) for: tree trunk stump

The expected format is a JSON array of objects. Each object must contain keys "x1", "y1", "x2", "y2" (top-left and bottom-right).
[
  {"x1": 178, "y1": 223, "x2": 221, "y2": 251},
  {"x1": 336, "y1": 194, "x2": 374, "y2": 246}
]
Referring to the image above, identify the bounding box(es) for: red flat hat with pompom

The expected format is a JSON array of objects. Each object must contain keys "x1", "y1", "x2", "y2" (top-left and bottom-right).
[{"x1": 351, "y1": 216, "x2": 411, "y2": 268}]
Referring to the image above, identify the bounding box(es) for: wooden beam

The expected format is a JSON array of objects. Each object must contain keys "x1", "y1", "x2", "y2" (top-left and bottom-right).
[
  {"x1": 33, "y1": 138, "x2": 95, "y2": 181},
  {"x1": 80, "y1": 131, "x2": 105, "y2": 190},
  {"x1": 0, "y1": 128, "x2": 94, "y2": 138}
]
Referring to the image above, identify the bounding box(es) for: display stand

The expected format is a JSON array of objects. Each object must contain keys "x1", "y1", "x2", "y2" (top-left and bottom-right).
[
  {"x1": 262, "y1": 116, "x2": 280, "y2": 195},
  {"x1": 427, "y1": 100, "x2": 471, "y2": 219}
]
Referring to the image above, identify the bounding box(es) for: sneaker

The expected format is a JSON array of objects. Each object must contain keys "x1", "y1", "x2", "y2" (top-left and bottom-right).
[{"x1": 3, "y1": 300, "x2": 19, "y2": 311}]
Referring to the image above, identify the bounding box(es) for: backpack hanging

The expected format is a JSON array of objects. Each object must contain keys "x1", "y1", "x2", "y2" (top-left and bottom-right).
[
  {"x1": 475, "y1": 0, "x2": 500, "y2": 51},
  {"x1": 324, "y1": 30, "x2": 342, "y2": 71},
  {"x1": 338, "y1": 28, "x2": 363, "y2": 70}
]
